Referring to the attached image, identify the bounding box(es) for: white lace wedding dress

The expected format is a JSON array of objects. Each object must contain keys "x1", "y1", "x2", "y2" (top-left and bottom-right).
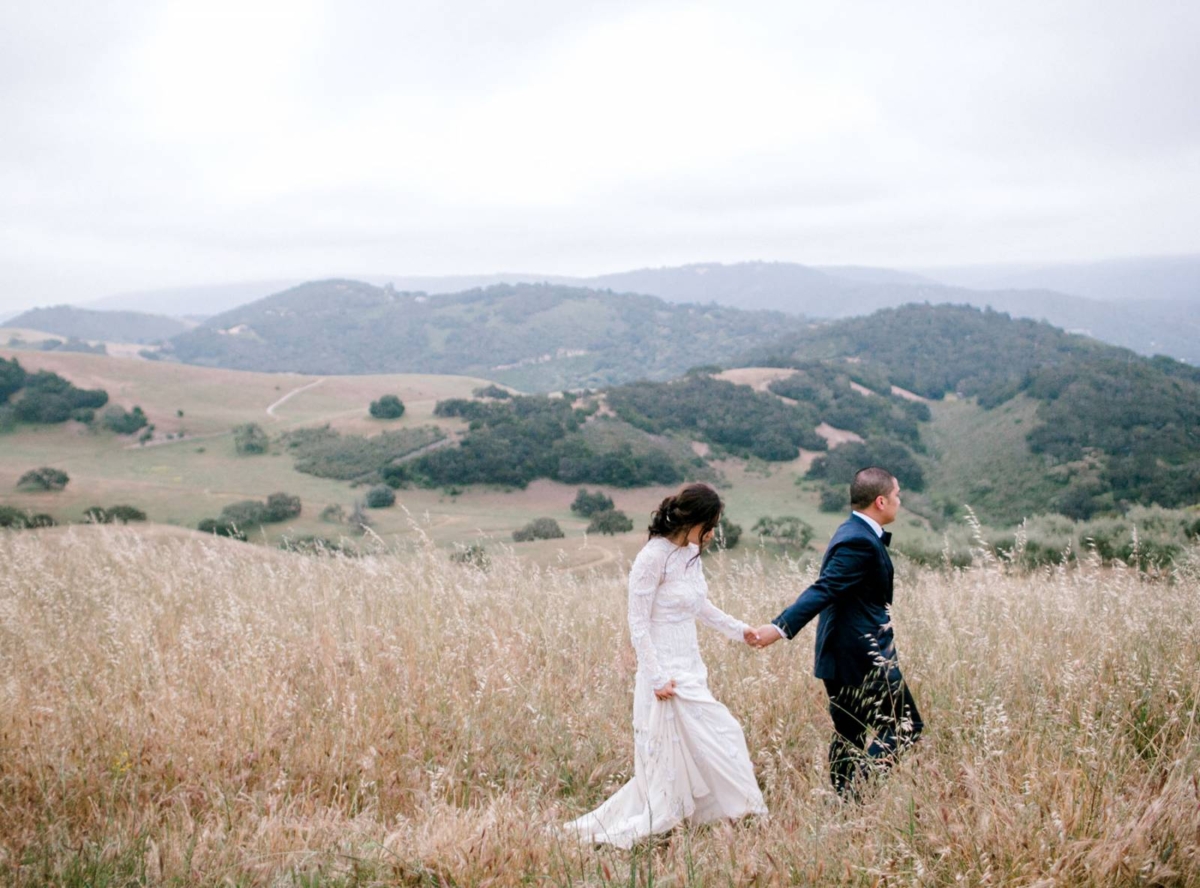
[{"x1": 563, "y1": 537, "x2": 767, "y2": 847}]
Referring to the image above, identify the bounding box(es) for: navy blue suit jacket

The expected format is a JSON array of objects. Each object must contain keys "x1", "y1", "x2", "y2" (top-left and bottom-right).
[{"x1": 772, "y1": 514, "x2": 896, "y2": 687}]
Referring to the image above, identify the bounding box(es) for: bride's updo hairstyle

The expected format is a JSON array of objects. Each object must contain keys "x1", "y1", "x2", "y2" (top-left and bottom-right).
[{"x1": 648, "y1": 482, "x2": 724, "y2": 547}]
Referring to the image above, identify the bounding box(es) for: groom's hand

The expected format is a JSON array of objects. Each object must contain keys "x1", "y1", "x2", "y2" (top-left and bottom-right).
[{"x1": 749, "y1": 624, "x2": 783, "y2": 648}]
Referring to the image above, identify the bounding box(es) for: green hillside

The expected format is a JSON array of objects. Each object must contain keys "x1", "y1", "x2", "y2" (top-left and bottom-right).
[
  {"x1": 745, "y1": 303, "x2": 1200, "y2": 520},
  {"x1": 7, "y1": 305, "x2": 192, "y2": 343},
  {"x1": 161, "y1": 280, "x2": 811, "y2": 390}
]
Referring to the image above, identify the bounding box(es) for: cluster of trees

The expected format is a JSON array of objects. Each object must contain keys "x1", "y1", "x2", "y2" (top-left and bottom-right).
[
  {"x1": 751, "y1": 515, "x2": 814, "y2": 551},
  {"x1": 588, "y1": 509, "x2": 634, "y2": 535},
  {"x1": 102, "y1": 405, "x2": 149, "y2": 435},
  {"x1": 17, "y1": 467, "x2": 69, "y2": 491},
  {"x1": 571, "y1": 488, "x2": 613, "y2": 516},
  {"x1": 365, "y1": 485, "x2": 395, "y2": 508},
  {"x1": 414, "y1": 395, "x2": 689, "y2": 488},
  {"x1": 368, "y1": 395, "x2": 405, "y2": 419},
  {"x1": 234, "y1": 423, "x2": 270, "y2": 455},
  {"x1": 283, "y1": 425, "x2": 444, "y2": 483},
  {"x1": 0, "y1": 358, "x2": 110, "y2": 427},
  {"x1": 0, "y1": 506, "x2": 56, "y2": 529},
  {"x1": 162, "y1": 281, "x2": 812, "y2": 392},
  {"x1": 806, "y1": 440, "x2": 926, "y2": 493},
  {"x1": 1023, "y1": 356, "x2": 1200, "y2": 513},
  {"x1": 198, "y1": 493, "x2": 301, "y2": 537},
  {"x1": 37, "y1": 338, "x2": 106, "y2": 355},
  {"x1": 766, "y1": 362, "x2": 929, "y2": 447},
  {"x1": 747, "y1": 304, "x2": 1103, "y2": 405},
  {"x1": 83, "y1": 505, "x2": 147, "y2": 524},
  {"x1": 604, "y1": 374, "x2": 827, "y2": 461},
  {"x1": 512, "y1": 518, "x2": 564, "y2": 542},
  {"x1": 472, "y1": 384, "x2": 511, "y2": 399}
]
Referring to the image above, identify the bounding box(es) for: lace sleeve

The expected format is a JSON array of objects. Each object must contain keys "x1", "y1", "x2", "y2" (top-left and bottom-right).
[
  {"x1": 627, "y1": 543, "x2": 669, "y2": 690},
  {"x1": 696, "y1": 596, "x2": 750, "y2": 642}
]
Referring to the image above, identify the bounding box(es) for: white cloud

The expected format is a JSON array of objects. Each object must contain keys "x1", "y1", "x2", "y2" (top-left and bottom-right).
[{"x1": 1, "y1": 0, "x2": 1198, "y2": 312}]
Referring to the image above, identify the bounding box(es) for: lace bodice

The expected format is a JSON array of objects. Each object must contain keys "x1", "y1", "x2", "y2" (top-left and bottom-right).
[{"x1": 627, "y1": 537, "x2": 748, "y2": 690}]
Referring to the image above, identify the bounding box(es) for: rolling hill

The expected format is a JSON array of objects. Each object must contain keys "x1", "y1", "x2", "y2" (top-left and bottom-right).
[
  {"x1": 7, "y1": 305, "x2": 194, "y2": 343},
  {"x1": 160, "y1": 280, "x2": 813, "y2": 390},
  {"x1": 740, "y1": 303, "x2": 1200, "y2": 522}
]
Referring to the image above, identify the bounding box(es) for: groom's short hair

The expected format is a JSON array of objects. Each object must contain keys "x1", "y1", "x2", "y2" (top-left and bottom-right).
[{"x1": 850, "y1": 467, "x2": 896, "y2": 510}]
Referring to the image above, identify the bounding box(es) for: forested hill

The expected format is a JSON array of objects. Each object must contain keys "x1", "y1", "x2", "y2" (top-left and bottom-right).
[
  {"x1": 7, "y1": 306, "x2": 193, "y2": 343},
  {"x1": 161, "y1": 280, "x2": 812, "y2": 390},
  {"x1": 744, "y1": 303, "x2": 1200, "y2": 518}
]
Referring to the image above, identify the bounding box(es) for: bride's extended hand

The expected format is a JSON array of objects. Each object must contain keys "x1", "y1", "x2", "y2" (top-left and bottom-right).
[
  {"x1": 654, "y1": 679, "x2": 677, "y2": 701},
  {"x1": 743, "y1": 627, "x2": 759, "y2": 646}
]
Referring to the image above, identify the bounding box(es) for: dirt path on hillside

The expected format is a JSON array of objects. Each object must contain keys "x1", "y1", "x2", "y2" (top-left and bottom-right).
[
  {"x1": 267, "y1": 378, "x2": 326, "y2": 419},
  {"x1": 393, "y1": 435, "x2": 457, "y2": 463}
]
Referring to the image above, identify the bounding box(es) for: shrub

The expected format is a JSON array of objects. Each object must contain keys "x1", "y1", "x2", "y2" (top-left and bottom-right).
[
  {"x1": 233, "y1": 423, "x2": 269, "y2": 455},
  {"x1": 107, "y1": 505, "x2": 147, "y2": 523},
  {"x1": 449, "y1": 543, "x2": 489, "y2": 569},
  {"x1": 279, "y1": 536, "x2": 353, "y2": 556},
  {"x1": 264, "y1": 492, "x2": 302, "y2": 522},
  {"x1": 84, "y1": 505, "x2": 146, "y2": 524},
  {"x1": 17, "y1": 467, "x2": 69, "y2": 491},
  {"x1": 319, "y1": 504, "x2": 346, "y2": 524},
  {"x1": 83, "y1": 506, "x2": 113, "y2": 524},
  {"x1": 512, "y1": 518, "x2": 565, "y2": 542},
  {"x1": 26, "y1": 513, "x2": 56, "y2": 528},
  {"x1": 472, "y1": 385, "x2": 511, "y2": 399},
  {"x1": 14, "y1": 390, "x2": 73, "y2": 424},
  {"x1": 101, "y1": 405, "x2": 148, "y2": 434},
  {"x1": 369, "y1": 394, "x2": 406, "y2": 420},
  {"x1": 715, "y1": 515, "x2": 742, "y2": 550},
  {"x1": 0, "y1": 356, "x2": 26, "y2": 402},
  {"x1": 0, "y1": 505, "x2": 31, "y2": 528},
  {"x1": 197, "y1": 518, "x2": 248, "y2": 541},
  {"x1": 571, "y1": 488, "x2": 615, "y2": 517},
  {"x1": 219, "y1": 500, "x2": 270, "y2": 526},
  {"x1": 381, "y1": 463, "x2": 412, "y2": 488},
  {"x1": 588, "y1": 509, "x2": 634, "y2": 535},
  {"x1": 283, "y1": 425, "x2": 442, "y2": 482},
  {"x1": 752, "y1": 515, "x2": 814, "y2": 550},
  {"x1": 365, "y1": 485, "x2": 396, "y2": 508},
  {"x1": 819, "y1": 486, "x2": 845, "y2": 513}
]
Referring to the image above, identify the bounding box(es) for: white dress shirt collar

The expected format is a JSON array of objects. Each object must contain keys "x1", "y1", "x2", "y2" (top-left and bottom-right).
[{"x1": 852, "y1": 510, "x2": 884, "y2": 538}]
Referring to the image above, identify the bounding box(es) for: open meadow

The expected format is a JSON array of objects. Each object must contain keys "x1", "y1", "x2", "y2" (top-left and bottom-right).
[
  {"x1": 1, "y1": 525, "x2": 1197, "y2": 886},
  {"x1": 0, "y1": 349, "x2": 862, "y2": 566}
]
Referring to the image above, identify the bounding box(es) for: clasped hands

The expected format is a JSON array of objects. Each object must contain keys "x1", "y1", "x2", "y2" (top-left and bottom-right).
[
  {"x1": 742, "y1": 624, "x2": 783, "y2": 649},
  {"x1": 655, "y1": 623, "x2": 783, "y2": 700}
]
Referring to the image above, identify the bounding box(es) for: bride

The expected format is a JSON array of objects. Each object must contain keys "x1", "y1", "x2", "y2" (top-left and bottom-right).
[{"x1": 564, "y1": 483, "x2": 767, "y2": 847}]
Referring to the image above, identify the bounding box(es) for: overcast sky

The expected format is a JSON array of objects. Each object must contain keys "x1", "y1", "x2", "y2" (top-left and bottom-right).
[{"x1": 2, "y1": 0, "x2": 1198, "y2": 313}]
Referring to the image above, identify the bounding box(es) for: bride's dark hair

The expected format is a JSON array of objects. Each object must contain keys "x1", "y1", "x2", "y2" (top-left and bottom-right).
[{"x1": 648, "y1": 482, "x2": 724, "y2": 548}]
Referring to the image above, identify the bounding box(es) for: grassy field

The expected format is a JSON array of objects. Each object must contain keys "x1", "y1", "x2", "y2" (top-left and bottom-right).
[
  {"x1": 921, "y1": 395, "x2": 1061, "y2": 526},
  {"x1": 0, "y1": 351, "x2": 853, "y2": 566},
  {"x1": 0, "y1": 526, "x2": 1196, "y2": 885}
]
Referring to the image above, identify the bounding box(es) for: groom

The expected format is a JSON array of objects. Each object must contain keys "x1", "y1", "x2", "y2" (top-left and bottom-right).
[{"x1": 750, "y1": 466, "x2": 923, "y2": 797}]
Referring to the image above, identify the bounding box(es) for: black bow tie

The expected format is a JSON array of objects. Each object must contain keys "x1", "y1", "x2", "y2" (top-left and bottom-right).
[{"x1": 881, "y1": 531, "x2": 892, "y2": 548}]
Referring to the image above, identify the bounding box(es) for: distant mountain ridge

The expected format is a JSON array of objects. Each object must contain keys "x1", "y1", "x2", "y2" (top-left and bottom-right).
[
  {"x1": 57, "y1": 255, "x2": 1200, "y2": 364},
  {"x1": 6, "y1": 305, "x2": 193, "y2": 343},
  {"x1": 161, "y1": 279, "x2": 813, "y2": 391}
]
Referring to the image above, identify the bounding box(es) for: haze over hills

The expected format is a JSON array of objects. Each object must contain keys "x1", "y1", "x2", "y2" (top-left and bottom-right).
[
  {"x1": 920, "y1": 254, "x2": 1200, "y2": 303},
  {"x1": 161, "y1": 280, "x2": 813, "y2": 391},
  {"x1": 5, "y1": 305, "x2": 194, "y2": 344},
  {"x1": 61, "y1": 257, "x2": 1198, "y2": 365}
]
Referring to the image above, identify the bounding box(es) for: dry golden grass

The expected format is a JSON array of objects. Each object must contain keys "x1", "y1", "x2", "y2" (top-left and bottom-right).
[{"x1": 1, "y1": 526, "x2": 1198, "y2": 886}]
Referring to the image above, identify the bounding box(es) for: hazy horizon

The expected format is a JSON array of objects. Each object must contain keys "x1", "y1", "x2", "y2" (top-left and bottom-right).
[{"x1": 3, "y1": 1, "x2": 1199, "y2": 315}]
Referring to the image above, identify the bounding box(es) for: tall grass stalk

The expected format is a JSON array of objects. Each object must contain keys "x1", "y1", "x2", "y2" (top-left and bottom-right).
[{"x1": 1, "y1": 526, "x2": 1197, "y2": 885}]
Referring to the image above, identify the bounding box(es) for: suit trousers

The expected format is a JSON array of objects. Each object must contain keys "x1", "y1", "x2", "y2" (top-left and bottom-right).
[{"x1": 823, "y1": 666, "x2": 923, "y2": 797}]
